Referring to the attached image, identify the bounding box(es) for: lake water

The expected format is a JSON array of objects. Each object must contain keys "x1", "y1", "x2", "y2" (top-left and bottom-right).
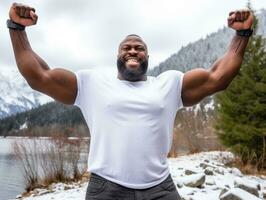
[
  {"x1": 0, "y1": 138, "x2": 25, "y2": 200},
  {"x1": 0, "y1": 137, "x2": 89, "y2": 200}
]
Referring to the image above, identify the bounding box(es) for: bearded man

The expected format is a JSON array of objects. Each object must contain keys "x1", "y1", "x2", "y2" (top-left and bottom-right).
[{"x1": 8, "y1": 3, "x2": 254, "y2": 200}]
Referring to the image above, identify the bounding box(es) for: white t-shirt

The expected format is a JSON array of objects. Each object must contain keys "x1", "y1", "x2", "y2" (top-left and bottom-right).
[{"x1": 74, "y1": 68, "x2": 184, "y2": 189}]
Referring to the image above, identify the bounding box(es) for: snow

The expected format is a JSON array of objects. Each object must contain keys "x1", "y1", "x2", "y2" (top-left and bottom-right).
[
  {"x1": 220, "y1": 188, "x2": 261, "y2": 200},
  {"x1": 0, "y1": 68, "x2": 52, "y2": 118},
  {"x1": 19, "y1": 122, "x2": 28, "y2": 130},
  {"x1": 18, "y1": 151, "x2": 266, "y2": 200}
]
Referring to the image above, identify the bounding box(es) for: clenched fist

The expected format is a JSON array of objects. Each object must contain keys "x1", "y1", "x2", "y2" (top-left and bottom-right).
[
  {"x1": 9, "y1": 2, "x2": 38, "y2": 26},
  {"x1": 228, "y1": 10, "x2": 254, "y2": 30}
]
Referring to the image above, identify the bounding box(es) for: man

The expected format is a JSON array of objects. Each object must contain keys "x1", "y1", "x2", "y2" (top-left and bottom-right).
[{"x1": 8, "y1": 3, "x2": 254, "y2": 200}]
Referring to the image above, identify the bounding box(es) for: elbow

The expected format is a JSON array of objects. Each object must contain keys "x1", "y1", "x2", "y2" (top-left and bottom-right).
[{"x1": 27, "y1": 79, "x2": 40, "y2": 91}]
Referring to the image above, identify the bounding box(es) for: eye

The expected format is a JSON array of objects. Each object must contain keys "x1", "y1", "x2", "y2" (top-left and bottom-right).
[
  {"x1": 137, "y1": 46, "x2": 145, "y2": 51},
  {"x1": 122, "y1": 46, "x2": 130, "y2": 51}
]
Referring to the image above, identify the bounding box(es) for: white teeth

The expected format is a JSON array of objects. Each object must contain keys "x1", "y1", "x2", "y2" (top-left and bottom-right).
[{"x1": 127, "y1": 59, "x2": 138, "y2": 62}]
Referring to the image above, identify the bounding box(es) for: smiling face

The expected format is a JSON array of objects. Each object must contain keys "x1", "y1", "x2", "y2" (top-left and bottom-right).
[{"x1": 117, "y1": 35, "x2": 149, "y2": 82}]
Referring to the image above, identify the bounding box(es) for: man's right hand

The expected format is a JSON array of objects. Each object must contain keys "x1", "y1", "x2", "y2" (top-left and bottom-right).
[{"x1": 9, "y1": 3, "x2": 38, "y2": 26}]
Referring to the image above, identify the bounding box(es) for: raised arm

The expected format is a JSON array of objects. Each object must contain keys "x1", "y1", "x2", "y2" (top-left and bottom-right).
[
  {"x1": 181, "y1": 10, "x2": 254, "y2": 107},
  {"x1": 8, "y1": 3, "x2": 77, "y2": 105}
]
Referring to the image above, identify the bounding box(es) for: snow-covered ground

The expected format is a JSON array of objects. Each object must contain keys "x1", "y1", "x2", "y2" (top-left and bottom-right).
[{"x1": 18, "y1": 151, "x2": 266, "y2": 200}]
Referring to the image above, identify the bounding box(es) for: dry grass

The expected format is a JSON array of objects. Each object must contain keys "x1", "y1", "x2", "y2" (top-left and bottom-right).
[
  {"x1": 12, "y1": 132, "x2": 89, "y2": 192},
  {"x1": 225, "y1": 154, "x2": 266, "y2": 177}
]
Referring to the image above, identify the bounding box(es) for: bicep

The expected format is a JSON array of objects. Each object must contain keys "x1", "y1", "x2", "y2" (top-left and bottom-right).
[
  {"x1": 181, "y1": 68, "x2": 217, "y2": 107},
  {"x1": 34, "y1": 68, "x2": 77, "y2": 105}
]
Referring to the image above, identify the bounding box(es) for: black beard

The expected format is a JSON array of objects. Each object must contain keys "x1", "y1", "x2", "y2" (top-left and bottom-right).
[{"x1": 117, "y1": 58, "x2": 148, "y2": 82}]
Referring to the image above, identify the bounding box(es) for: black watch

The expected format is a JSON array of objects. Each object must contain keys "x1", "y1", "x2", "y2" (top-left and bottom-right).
[
  {"x1": 236, "y1": 29, "x2": 253, "y2": 37},
  {"x1": 7, "y1": 19, "x2": 25, "y2": 31}
]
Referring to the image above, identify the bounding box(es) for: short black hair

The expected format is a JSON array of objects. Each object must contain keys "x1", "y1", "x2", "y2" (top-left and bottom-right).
[
  {"x1": 119, "y1": 34, "x2": 148, "y2": 51},
  {"x1": 126, "y1": 34, "x2": 142, "y2": 39}
]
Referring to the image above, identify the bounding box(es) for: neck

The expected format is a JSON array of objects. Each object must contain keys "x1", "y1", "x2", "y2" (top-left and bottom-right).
[{"x1": 117, "y1": 73, "x2": 147, "y2": 82}]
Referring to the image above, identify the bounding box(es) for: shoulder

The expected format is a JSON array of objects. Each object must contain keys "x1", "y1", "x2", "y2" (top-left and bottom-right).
[
  {"x1": 75, "y1": 67, "x2": 116, "y2": 80},
  {"x1": 75, "y1": 69, "x2": 95, "y2": 79},
  {"x1": 156, "y1": 70, "x2": 184, "y2": 80}
]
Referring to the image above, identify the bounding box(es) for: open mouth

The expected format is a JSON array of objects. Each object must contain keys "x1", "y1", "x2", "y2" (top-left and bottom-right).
[{"x1": 125, "y1": 57, "x2": 140, "y2": 66}]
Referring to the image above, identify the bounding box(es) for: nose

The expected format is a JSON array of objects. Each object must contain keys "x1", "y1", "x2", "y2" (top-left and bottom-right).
[{"x1": 128, "y1": 48, "x2": 137, "y2": 55}]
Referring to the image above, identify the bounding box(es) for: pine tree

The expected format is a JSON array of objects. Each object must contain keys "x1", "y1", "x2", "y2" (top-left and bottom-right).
[{"x1": 215, "y1": 11, "x2": 266, "y2": 169}]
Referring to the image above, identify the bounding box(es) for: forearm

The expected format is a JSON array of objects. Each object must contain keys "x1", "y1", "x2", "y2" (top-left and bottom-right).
[
  {"x1": 9, "y1": 30, "x2": 49, "y2": 85},
  {"x1": 210, "y1": 34, "x2": 249, "y2": 91}
]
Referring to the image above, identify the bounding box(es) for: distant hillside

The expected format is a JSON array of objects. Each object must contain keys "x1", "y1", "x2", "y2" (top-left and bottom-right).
[
  {"x1": 0, "y1": 101, "x2": 88, "y2": 137},
  {"x1": 149, "y1": 9, "x2": 266, "y2": 75}
]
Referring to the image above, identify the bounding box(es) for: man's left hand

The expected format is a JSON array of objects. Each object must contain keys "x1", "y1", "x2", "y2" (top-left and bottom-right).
[{"x1": 228, "y1": 9, "x2": 254, "y2": 30}]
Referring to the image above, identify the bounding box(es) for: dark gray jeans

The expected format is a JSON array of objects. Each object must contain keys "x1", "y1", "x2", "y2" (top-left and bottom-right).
[{"x1": 86, "y1": 173, "x2": 181, "y2": 200}]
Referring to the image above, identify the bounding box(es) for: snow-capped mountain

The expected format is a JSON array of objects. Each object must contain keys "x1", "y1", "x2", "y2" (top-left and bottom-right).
[{"x1": 0, "y1": 68, "x2": 52, "y2": 118}]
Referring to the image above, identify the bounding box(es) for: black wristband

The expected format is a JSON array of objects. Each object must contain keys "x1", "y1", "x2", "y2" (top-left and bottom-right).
[
  {"x1": 6, "y1": 19, "x2": 25, "y2": 31},
  {"x1": 236, "y1": 29, "x2": 253, "y2": 37}
]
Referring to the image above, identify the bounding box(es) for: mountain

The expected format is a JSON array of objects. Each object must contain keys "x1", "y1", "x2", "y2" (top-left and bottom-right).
[
  {"x1": 0, "y1": 101, "x2": 88, "y2": 137},
  {"x1": 0, "y1": 68, "x2": 52, "y2": 118},
  {"x1": 149, "y1": 9, "x2": 266, "y2": 75}
]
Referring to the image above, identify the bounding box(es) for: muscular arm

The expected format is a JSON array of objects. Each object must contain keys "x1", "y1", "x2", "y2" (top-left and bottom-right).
[
  {"x1": 181, "y1": 10, "x2": 253, "y2": 107},
  {"x1": 182, "y1": 35, "x2": 249, "y2": 106},
  {"x1": 9, "y1": 4, "x2": 77, "y2": 105}
]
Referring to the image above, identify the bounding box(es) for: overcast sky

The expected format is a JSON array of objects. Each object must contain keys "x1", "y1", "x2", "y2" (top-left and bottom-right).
[{"x1": 1, "y1": 0, "x2": 265, "y2": 72}]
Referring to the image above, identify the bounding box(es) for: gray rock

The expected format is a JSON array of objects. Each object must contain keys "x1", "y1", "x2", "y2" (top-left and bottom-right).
[
  {"x1": 15, "y1": 195, "x2": 22, "y2": 199},
  {"x1": 262, "y1": 190, "x2": 266, "y2": 199},
  {"x1": 176, "y1": 180, "x2": 183, "y2": 188},
  {"x1": 185, "y1": 169, "x2": 197, "y2": 175},
  {"x1": 180, "y1": 173, "x2": 206, "y2": 188},
  {"x1": 219, "y1": 188, "x2": 229, "y2": 198},
  {"x1": 204, "y1": 167, "x2": 214, "y2": 175},
  {"x1": 234, "y1": 178, "x2": 260, "y2": 197},
  {"x1": 219, "y1": 188, "x2": 261, "y2": 200},
  {"x1": 200, "y1": 163, "x2": 208, "y2": 169},
  {"x1": 214, "y1": 167, "x2": 224, "y2": 175}
]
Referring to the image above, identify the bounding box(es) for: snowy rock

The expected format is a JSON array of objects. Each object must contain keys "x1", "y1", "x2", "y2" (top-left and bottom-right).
[
  {"x1": 234, "y1": 177, "x2": 260, "y2": 197},
  {"x1": 205, "y1": 178, "x2": 215, "y2": 186},
  {"x1": 199, "y1": 162, "x2": 216, "y2": 169},
  {"x1": 219, "y1": 188, "x2": 229, "y2": 197},
  {"x1": 220, "y1": 188, "x2": 261, "y2": 200},
  {"x1": 214, "y1": 167, "x2": 224, "y2": 175},
  {"x1": 262, "y1": 190, "x2": 266, "y2": 199},
  {"x1": 204, "y1": 167, "x2": 214, "y2": 175},
  {"x1": 16, "y1": 194, "x2": 22, "y2": 199},
  {"x1": 179, "y1": 173, "x2": 206, "y2": 188},
  {"x1": 199, "y1": 162, "x2": 209, "y2": 169},
  {"x1": 230, "y1": 168, "x2": 243, "y2": 177},
  {"x1": 185, "y1": 169, "x2": 198, "y2": 175}
]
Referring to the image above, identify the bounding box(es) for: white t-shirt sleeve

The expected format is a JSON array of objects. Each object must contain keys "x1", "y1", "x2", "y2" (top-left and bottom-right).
[
  {"x1": 74, "y1": 70, "x2": 93, "y2": 109},
  {"x1": 168, "y1": 70, "x2": 184, "y2": 111}
]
